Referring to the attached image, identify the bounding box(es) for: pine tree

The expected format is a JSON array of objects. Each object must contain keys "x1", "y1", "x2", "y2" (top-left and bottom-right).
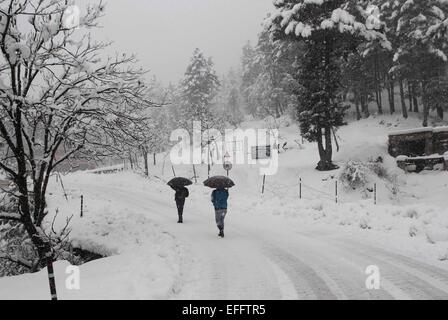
[
  {"x1": 269, "y1": 0, "x2": 389, "y2": 171},
  {"x1": 216, "y1": 69, "x2": 244, "y2": 127},
  {"x1": 241, "y1": 41, "x2": 261, "y2": 116},
  {"x1": 342, "y1": 47, "x2": 376, "y2": 119},
  {"x1": 242, "y1": 28, "x2": 301, "y2": 119},
  {"x1": 384, "y1": 0, "x2": 448, "y2": 125},
  {"x1": 179, "y1": 48, "x2": 220, "y2": 133}
]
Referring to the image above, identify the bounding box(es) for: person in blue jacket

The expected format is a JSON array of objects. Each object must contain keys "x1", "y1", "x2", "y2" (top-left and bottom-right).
[{"x1": 211, "y1": 188, "x2": 229, "y2": 238}]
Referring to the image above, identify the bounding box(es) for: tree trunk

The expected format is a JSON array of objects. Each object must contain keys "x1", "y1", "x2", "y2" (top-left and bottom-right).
[
  {"x1": 377, "y1": 89, "x2": 383, "y2": 115},
  {"x1": 355, "y1": 92, "x2": 361, "y2": 121},
  {"x1": 361, "y1": 92, "x2": 370, "y2": 118},
  {"x1": 399, "y1": 79, "x2": 408, "y2": 119},
  {"x1": 408, "y1": 81, "x2": 413, "y2": 112},
  {"x1": 316, "y1": 127, "x2": 326, "y2": 168},
  {"x1": 324, "y1": 126, "x2": 333, "y2": 163},
  {"x1": 153, "y1": 153, "x2": 157, "y2": 166},
  {"x1": 129, "y1": 154, "x2": 134, "y2": 170},
  {"x1": 412, "y1": 82, "x2": 419, "y2": 113},
  {"x1": 316, "y1": 126, "x2": 337, "y2": 171},
  {"x1": 422, "y1": 81, "x2": 429, "y2": 127},
  {"x1": 389, "y1": 80, "x2": 395, "y2": 114},
  {"x1": 143, "y1": 150, "x2": 149, "y2": 177},
  {"x1": 374, "y1": 54, "x2": 383, "y2": 115},
  {"x1": 275, "y1": 96, "x2": 283, "y2": 118},
  {"x1": 437, "y1": 105, "x2": 444, "y2": 120}
]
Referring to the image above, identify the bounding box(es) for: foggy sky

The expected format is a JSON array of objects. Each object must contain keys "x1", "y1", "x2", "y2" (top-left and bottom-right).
[{"x1": 80, "y1": 0, "x2": 274, "y2": 85}]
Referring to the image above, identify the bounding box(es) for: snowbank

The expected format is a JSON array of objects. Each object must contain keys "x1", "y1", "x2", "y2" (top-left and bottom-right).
[
  {"x1": 236, "y1": 195, "x2": 448, "y2": 261},
  {"x1": 0, "y1": 172, "x2": 187, "y2": 300},
  {"x1": 1, "y1": 113, "x2": 448, "y2": 299}
]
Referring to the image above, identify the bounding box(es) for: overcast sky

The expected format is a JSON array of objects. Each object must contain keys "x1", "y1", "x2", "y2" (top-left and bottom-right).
[{"x1": 79, "y1": 0, "x2": 274, "y2": 85}]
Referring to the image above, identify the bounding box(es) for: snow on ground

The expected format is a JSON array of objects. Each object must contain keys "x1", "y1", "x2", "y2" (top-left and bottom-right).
[
  {"x1": 0, "y1": 173, "x2": 190, "y2": 300},
  {"x1": 237, "y1": 114, "x2": 448, "y2": 261},
  {"x1": 1, "y1": 113, "x2": 448, "y2": 300}
]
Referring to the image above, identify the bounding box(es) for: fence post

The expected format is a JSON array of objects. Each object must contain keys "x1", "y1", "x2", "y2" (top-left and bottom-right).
[
  {"x1": 171, "y1": 165, "x2": 176, "y2": 177},
  {"x1": 262, "y1": 175, "x2": 266, "y2": 194},
  {"x1": 335, "y1": 181, "x2": 338, "y2": 204},
  {"x1": 374, "y1": 183, "x2": 377, "y2": 205},
  {"x1": 299, "y1": 178, "x2": 302, "y2": 199},
  {"x1": 80, "y1": 195, "x2": 84, "y2": 218}
]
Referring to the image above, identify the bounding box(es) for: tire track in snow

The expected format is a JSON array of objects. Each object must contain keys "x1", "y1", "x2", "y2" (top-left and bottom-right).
[
  {"x1": 255, "y1": 225, "x2": 410, "y2": 300},
  {"x1": 327, "y1": 238, "x2": 448, "y2": 300},
  {"x1": 75, "y1": 182, "x2": 448, "y2": 300},
  {"x1": 85, "y1": 184, "x2": 283, "y2": 300},
  {"x1": 301, "y1": 234, "x2": 448, "y2": 300},
  {"x1": 261, "y1": 233, "x2": 395, "y2": 300},
  {"x1": 265, "y1": 247, "x2": 338, "y2": 300}
]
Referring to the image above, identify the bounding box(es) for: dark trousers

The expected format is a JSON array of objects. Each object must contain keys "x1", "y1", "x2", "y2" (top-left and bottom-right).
[
  {"x1": 176, "y1": 199, "x2": 185, "y2": 220},
  {"x1": 215, "y1": 209, "x2": 227, "y2": 231}
]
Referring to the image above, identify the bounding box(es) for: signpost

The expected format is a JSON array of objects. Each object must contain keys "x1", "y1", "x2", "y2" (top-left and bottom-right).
[
  {"x1": 223, "y1": 152, "x2": 232, "y2": 177},
  {"x1": 251, "y1": 145, "x2": 272, "y2": 160}
]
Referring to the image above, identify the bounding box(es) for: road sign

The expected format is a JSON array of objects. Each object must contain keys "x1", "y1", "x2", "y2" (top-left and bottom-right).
[
  {"x1": 223, "y1": 162, "x2": 233, "y2": 171},
  {"x1": 251, "y1": 145, "x2": 272, "y2": 160}
]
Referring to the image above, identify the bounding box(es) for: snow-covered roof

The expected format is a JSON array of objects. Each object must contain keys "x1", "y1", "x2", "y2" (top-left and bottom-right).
[
  {"x1": 396, "y1": 154, "x2": 448, "y2": 161},
  {"x1": 389, "y1": 126, "x2": 448, "y2": 136},
  {"x1": 433, "y1": 127, "x2": 448, "y2": 133}
]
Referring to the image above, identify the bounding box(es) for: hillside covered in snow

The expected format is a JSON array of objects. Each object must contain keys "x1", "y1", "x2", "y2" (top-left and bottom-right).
[{"x1": 1, "y1": 114, "x2": 448, "y2": 300}]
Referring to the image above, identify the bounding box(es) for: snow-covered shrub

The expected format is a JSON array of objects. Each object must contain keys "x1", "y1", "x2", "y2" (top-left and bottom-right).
[
  {"x1": 359, "y1": 216, "x2": 372, "y2": 230},
  {"x1": 264, "y1": 114, "x2": 294, "y2": 130},
  {"x1": 339, "y1": 160, "x2": 370, "y2": 190},
  {"x1": 0, "y1": 189, "x2": 93, "y2": 277},
  {"x1": 405, "y1": 208, "x2": 419, "y2": 219},
  {"x1": 0, "y1": 222, "x2": 39, "y2": 277},
  {"x1": 0, "y1": 218, "x2": 92, "y2": 277},
  {"x1": 339, "y1": 159, "x2": 398, "y2": 197},
  {"x1": 409, "y1": 226, "x2": 419, "y2": 237}
]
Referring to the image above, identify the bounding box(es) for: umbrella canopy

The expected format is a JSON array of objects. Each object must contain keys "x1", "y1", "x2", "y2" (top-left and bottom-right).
[
  {"x1": 203, "y1": 176, "x2": 235, "y2": 189},
  {"x1": 167, "y1": 177, "x2": 193, "y2": 188}
]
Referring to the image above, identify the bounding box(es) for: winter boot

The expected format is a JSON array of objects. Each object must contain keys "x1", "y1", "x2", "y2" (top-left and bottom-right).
[
  {"x1": 178, "y1": 216, "x2": 183, "y2": 224},
  {"x1": 219, "y1": 229, "x2": 224, "y2": 238}
]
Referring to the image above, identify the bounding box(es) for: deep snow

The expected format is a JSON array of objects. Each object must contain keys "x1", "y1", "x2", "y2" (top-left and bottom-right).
[{"x1": 1, "y1": 114, "x2": 448, "y2": 300}]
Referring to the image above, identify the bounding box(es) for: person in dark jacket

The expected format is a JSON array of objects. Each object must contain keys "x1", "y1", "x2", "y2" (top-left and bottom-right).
[
  {"x1": 211, "y1": 188, "x2": 229, "y2": 238},
  {"x1": 174, "y1": 186, "x2": 189, "y2": 223}
]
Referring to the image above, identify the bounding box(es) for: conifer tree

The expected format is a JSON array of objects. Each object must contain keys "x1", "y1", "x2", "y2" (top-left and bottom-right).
[
  {"x1": 179, "y1": 48, "x2": 220, "y2": 133},
  {"x1": 269, "y1": 0, "x2": 389, "y2": 170}
]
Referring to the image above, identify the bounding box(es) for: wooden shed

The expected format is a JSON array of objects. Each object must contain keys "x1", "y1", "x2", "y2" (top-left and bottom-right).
[
  {"x1": 389, "y1": 127, "x2": 448, "y2": 172},
  {"x1": 433, "y1": 128, "x2": 448, "y2": 155},
  {"x1": 388, "y1": 127, "x2": 448, "y2": 157}
]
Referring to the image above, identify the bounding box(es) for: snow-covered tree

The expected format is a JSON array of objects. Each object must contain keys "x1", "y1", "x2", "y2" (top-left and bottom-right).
[
  {"x1": 215, "y1": 69, "x2": 244, "y2": 127},
  {"x1": 140, "y1": 108, "x2": 171, "y2": 175},
  {"x1": 247, "y1": 28, "x2": 301, "y2": 119},
  {"x1": 342, "y1": 47, "x2": 375, "y2": 119},
  {"x1": 383, "y1": 0, "x2": 448, "y2": 125},
  {"x1": 240, "y1": 30, "x2": 301, "y2": 119},
  {"x1": 0, "y1": 0, "x2": 156, "y2": 270},
  {"x1": 241, "y1": 41, "x2": 260, "y2": 116},
  {"x1": 178, "y1": 48, "x2": 220, "y2": 133},
  {"x1": 269, "y1": 0, "x2": 389, "y2": 171}
]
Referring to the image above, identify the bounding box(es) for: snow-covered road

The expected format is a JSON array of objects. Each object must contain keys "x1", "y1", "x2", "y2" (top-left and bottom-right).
[{"x1": 82, "y1": 183, "x2": 448, "y2": 300}]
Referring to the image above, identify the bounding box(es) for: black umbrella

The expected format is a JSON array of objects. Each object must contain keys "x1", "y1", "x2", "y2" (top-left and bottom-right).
[
  {"x1": 203, "y1": 176, "x2": 235, "y2": 189},
  {"x1": 167, "y1": 177, "x2": 193, "y2": 188}
]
